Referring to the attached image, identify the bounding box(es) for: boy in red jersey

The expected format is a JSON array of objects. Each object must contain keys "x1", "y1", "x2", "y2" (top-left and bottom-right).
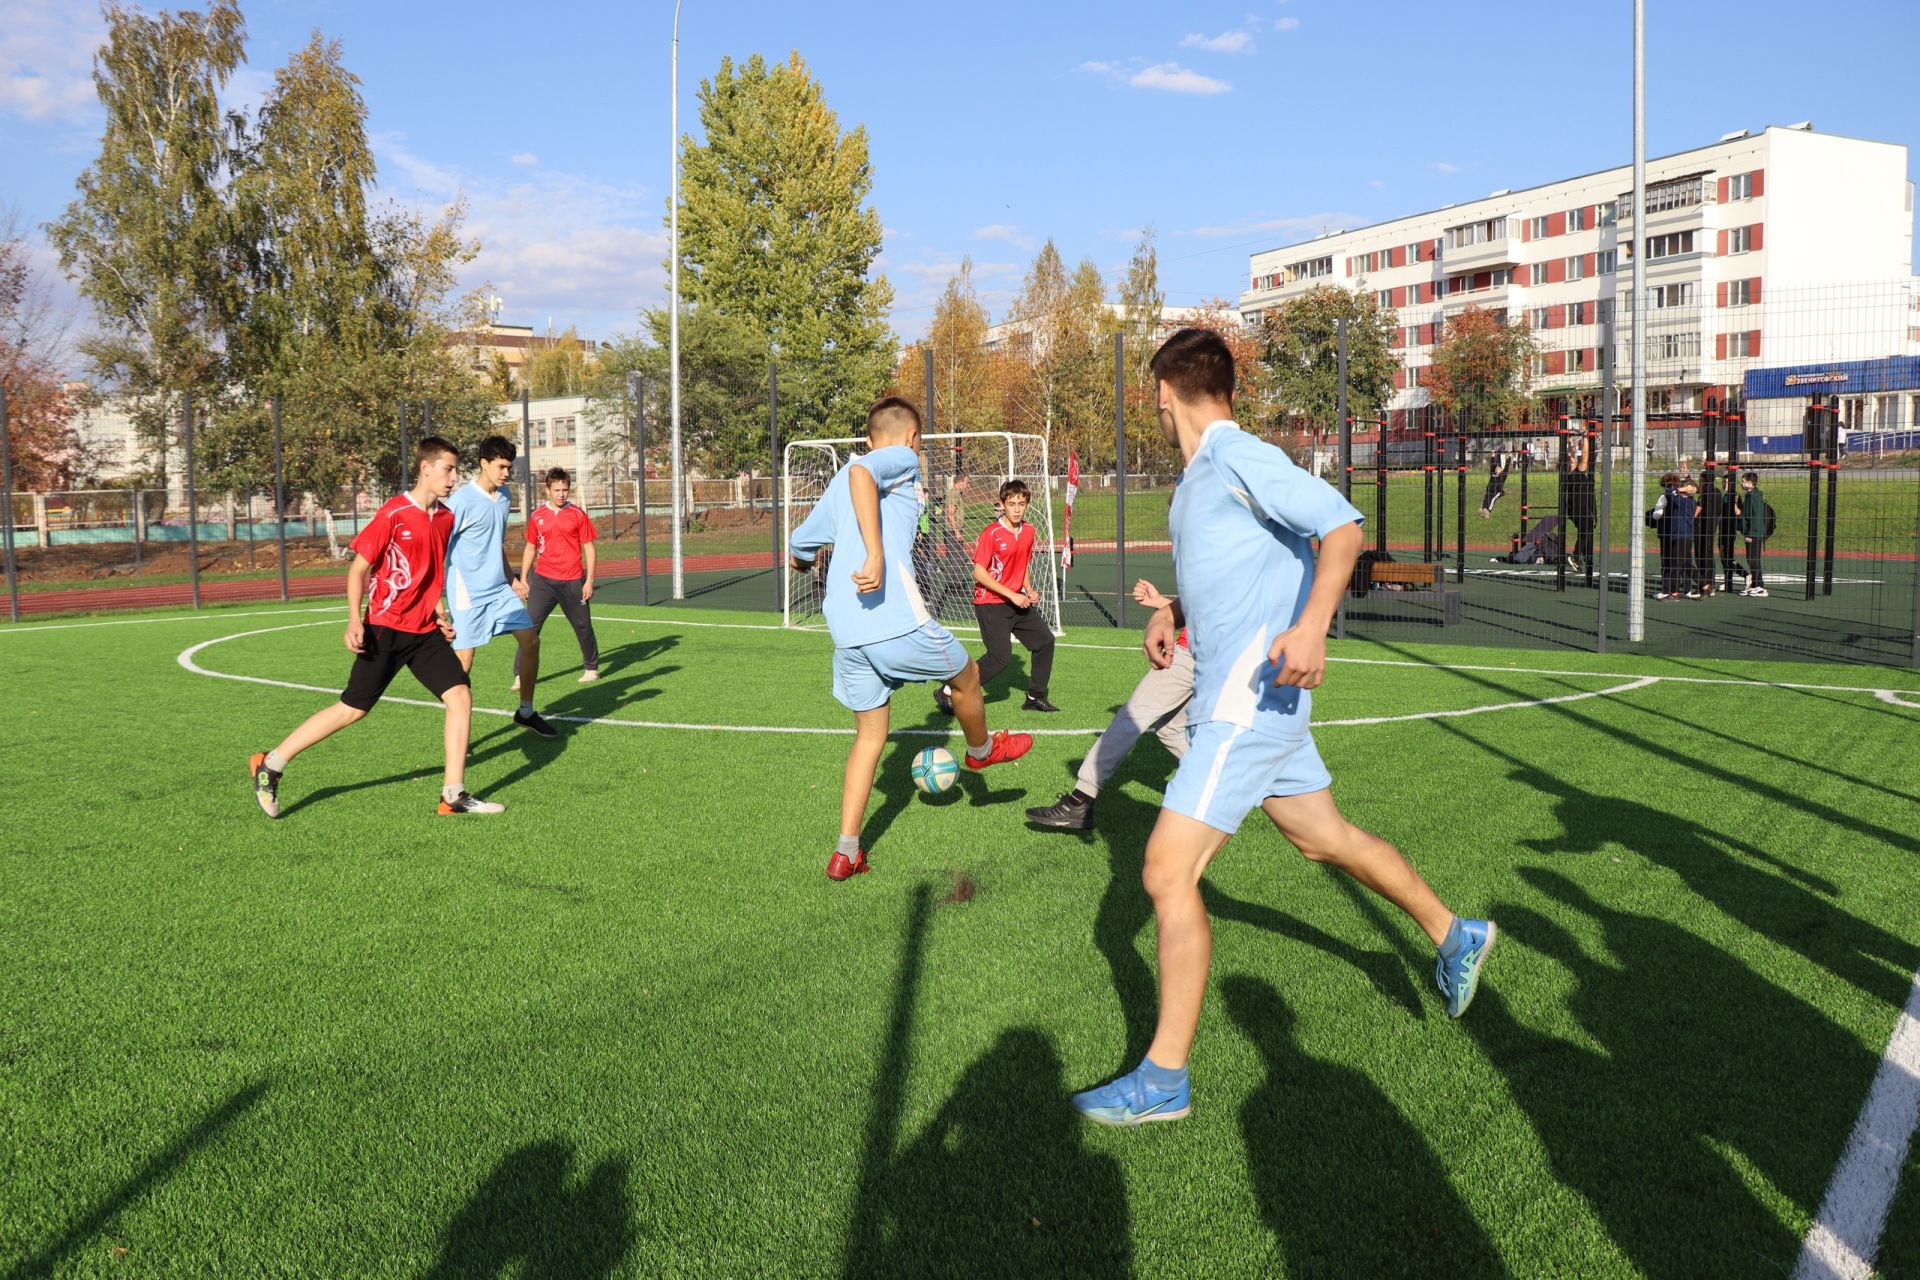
[
  {"x1": 516, "y1": 468, "x2": 602, "y2": 685},
  {"x1": 249, "y1": 437, "x2": 504, "y2": 817},
  {"x1": 942, "y1": 479, "x2": 1058, "y2": 713}
]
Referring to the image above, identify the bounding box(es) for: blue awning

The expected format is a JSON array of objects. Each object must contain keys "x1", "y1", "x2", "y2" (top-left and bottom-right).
[{"x1": 1744, "y1": 355, "x2": 1920, "y2": 399}]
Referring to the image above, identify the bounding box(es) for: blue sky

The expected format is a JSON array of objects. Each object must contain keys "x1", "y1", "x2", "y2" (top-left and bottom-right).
[{"x1": 4, "y1": 0, "x2": 1918, "y2": 368}]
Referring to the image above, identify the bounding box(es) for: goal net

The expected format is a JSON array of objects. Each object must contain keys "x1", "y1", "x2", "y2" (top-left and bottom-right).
[{"x1": 783, "y1": 432, "x2": 1062, "y2": 637}]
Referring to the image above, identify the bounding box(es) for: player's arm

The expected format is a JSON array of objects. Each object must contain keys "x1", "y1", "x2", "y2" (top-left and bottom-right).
[
  {"x1": 519, "y1": 535, "x2": 537, "y2": 586},
  {"x1": 1269, "y1": 519, "x2": 1361, "y2": 690},
  {"x1": 580, "y1": 542, "x2": 596, "y2": 602},
  {"x1": 969, "y1": 562, "x2": 1027, "y2": 604},
  {"x1": 849, "y1": 464, "x2": 884, "y2": 593},
  {"x1": 787, "y1": 493, "x2": 831, "y2": 574},
  {"x1": 343, "y1": 554, "x2": 372, "y2": 653},
  {"x1": 1143, "y1": 595, "x2": 1183, "y2": 669},
  {"x1": 1132, "y1": 578, "x2": 1173, "y2": 611}
]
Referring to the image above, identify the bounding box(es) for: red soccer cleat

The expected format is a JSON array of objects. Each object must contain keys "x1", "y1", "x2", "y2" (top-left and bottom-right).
[
  {"x1": 827, "y1": 850, "x2": 871, "y2": 881},
  {"x1": 962, "y1": 730, "x2": 1034, "y2": 769}
]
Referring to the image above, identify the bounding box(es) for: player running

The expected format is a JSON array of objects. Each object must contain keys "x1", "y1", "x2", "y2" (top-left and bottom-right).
[
  {"x1": 1070, "y1": 330, "x2": 1495, "y2": 1127},
  {"x1": 787, "y1": 395, "x2": 1033, "y2": 881},
  {"x1": 516, "y1": 469, "x2": 602, "y2": 686},
  {"x1": 249, "y1": 436, "x2": 505, "y2": 818},
  {"x1": 448, "y1": 436, "x2": 554, "y2": 738}
]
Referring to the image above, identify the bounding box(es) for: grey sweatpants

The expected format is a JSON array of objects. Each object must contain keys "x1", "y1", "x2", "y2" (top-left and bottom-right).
[
  {"x1": 1075, "y1": 643, "x2": 1195, "y2": 799},
  {"x1": 528, "y1": 572, "x2": 600, "y2": 672}
]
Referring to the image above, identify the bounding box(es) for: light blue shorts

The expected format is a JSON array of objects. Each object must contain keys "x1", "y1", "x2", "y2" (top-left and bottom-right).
[
  {"x1": 1162, "y1": 720, "x2": 1332, "y2": 834},
  {"x1": 451, "y1": 587, "x2": 534, "y2": 652},
  {"x1": 832, "y1": 621, "x2": 969, "y2": 712}
]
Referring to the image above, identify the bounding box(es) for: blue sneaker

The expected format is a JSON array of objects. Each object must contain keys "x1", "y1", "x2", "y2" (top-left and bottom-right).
[
  {"x1": 1435, "y1": 918, "x2": 1498, "y2": 1018},
  {"x1": 1070, "y1": 1064, "x2": 1191, "y2": 1127}
]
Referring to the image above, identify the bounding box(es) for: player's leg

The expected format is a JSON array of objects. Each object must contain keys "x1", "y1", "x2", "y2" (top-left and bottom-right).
[
  {"x1": 409, "y1": 633, "x2": 502, "y2": 814},
  {"x1": 250, "y1": 631, "x2": 400, "y2": 816},
  {"x1": 1029, "y1": 649, "x2": 1193, "y2": 830},
  {"x1": 514, "y1": 575, "x2": 561, "y2": 690},
  {"x1": 1013, "y1": 608, "x2": 1058, "y2": 711},
  {"x1": 1261, "y1": 785, "x2": 1494, "y2": 1016},
  {"x1": 973, "y1": 602, "x2": 1015, "y2": 689},
  {"x1": 554, "y1": 577, "x2": 600, "y2": 679},
  {"x1": 913, "y1": 623, "x2": 1029, "y2": 770},
  {"x1": 826, "y1": 645, "x2": 892, "y2": 879}
]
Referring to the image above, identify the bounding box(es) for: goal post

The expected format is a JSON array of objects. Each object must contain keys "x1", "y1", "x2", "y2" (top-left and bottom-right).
[{"x1": 782, "y1": 432, "x2": 1063, "y2": 637}]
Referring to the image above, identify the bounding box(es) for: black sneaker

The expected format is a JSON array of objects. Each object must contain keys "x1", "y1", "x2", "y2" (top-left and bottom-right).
[
  {"x1": 249, "y1": 751, "x2": 281, "y2": 819},
  {"x1": 1026, "y1": 792, "x2": 1093, "y2": 831},
  {"x1": 514, "y1": 709, "x2": 558, "y2": 739},
  {"x1": 933, "y1": 685, "x2": 954, "y2": 715},
  {"x1": 1022, "y1": 694, "x2": 1061, "y2": 713}
]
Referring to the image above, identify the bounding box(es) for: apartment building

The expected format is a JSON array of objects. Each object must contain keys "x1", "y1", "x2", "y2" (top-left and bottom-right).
[{"x1": 1239, "y1": 125, "x2": 1918, "y2": 450}]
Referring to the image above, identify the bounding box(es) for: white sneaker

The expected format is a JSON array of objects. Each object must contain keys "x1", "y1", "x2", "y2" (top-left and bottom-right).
[
  {"x1": 1748, "y1": 587, "x2": 1769, "y2": 598},
  {"x1": 578, "y1": 669, "x2": 599, "y2": 683}
]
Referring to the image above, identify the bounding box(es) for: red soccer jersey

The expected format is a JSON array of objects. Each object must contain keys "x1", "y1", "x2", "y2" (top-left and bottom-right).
[
  {"x1": 351, "y1": 493, "x2": 453, "y2": 633},
  {"x1": 971, "y1": 519, "x2": 1037, "y2": 606},
  {"x1": 530, "y1": 502, "x2": 598, "y2": 580}
]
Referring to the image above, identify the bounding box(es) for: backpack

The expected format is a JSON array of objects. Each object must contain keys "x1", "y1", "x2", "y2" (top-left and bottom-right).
[{"x1": 1765, "y1": 502, "x2": 1777, "y2": 540}]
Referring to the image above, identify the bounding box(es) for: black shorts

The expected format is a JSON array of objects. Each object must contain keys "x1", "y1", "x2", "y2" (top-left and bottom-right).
[{"x1": 341, "y1": 624, "x2": 469, "y2": 711}]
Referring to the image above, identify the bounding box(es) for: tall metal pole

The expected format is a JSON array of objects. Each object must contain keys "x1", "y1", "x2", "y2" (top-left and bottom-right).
[
  {"x1": 1114, "y1": 331, "x2": 1126, "y2": 631},
  {"x1": 520, "y1": 389, "x2": 534, "y2": 519},
  {"x1": 1627, "y1": 0, "x2": 1648, "y2": 641},
  {"x1": 770, "y1": 360, "x2": 781, "y2": 611},
  {"x1": 183, "y1": 392, "x2": 202, "y2": 610},
  {"x1": 1599, "y1": 322, "x2": 1616, "y2": 653},
  {"x1": 669, "y1": 0, "x2": 687, "y2": 601},
  {"x1": 0, "y1": 385, "x2": 18, "y2": 623},
  {"x1": 1336, "y1": 317, "x2": 1351, "y2": 500},
  {"x1": 923, "y1": 347, "x2": 935, "y2": 435},
  {"x1": 272, "y1": 396, "x2": 289, "y2": 603},
  {"x1": 397, "y1": 401, "x2": 409, "y2": 492},
  {"x1": 631, "y1": 373, "x2": 651, "y2": 608}
]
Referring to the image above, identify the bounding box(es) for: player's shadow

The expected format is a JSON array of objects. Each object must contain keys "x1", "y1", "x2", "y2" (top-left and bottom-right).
[
  {"x1": 275, "y1": 720, "x2": 565, "y2": 819},
  {"x1": 1223, "y1": 978, "x2": 1506, "y2": 1275},
  {"x1": 540, "y1": 667, "x2": 677, "y2": 720},
  {"x1": 1466, "y1": 867, "x2": 1876, "y2": 1278},
  {"x1": 842, "y1": 886, "x2": 1130, "y2": 1279},
  {"x1": 418, "y1": 1140, "x2": 632, "y2": 1280},
  {"x1": 859, "y1": 710, "x2": 1025, "y2": 857},
  {"x1": 1440, "y1": 722, "x2": 1918, "y2": 1007},
  {"x1": 1205, "y1": 883, "x2": 1425, "y2": 1019},
  {"x1": 4, "y1": 1079, "x2": 268, "y2": 1280}
]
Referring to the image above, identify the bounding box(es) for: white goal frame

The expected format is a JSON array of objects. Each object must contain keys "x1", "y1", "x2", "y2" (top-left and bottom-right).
[{"x1": 781, "y1": 431, "x2": 1063, "y2": 636}]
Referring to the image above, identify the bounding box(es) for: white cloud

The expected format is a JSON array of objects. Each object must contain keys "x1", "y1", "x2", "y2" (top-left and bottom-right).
[
  {"x1": 1369, "y1": 178, "x2": 1385, "y2": 189},
  {"x1": 1432, "y1": 161, "x2": 1464, "y2": 174},
  {"x1": 1078, "y1": 60, "x2": 1120, "y2": 76},
  {"x1": 1179, "y1": 30, "x2": 1255, "y2": 55},
  {"x1": 1275, "y1": 17, "x2": 1301, "y2": 31},
  {"x1": 973, "y1": 223, "x2": 1035, "y2": 250},
  {"x1": 511, "y1": 152, "x2": 541, "y2": 168},
  {"x1": 0, "y1": 2, "x2": 104, "y2": 123},
  {"x1": 1128, "y1": 63, "x2": 1232, "y2": 95},
  {"x1": 1178, "y1": 211, "x2": 1366, "y2": 239}
]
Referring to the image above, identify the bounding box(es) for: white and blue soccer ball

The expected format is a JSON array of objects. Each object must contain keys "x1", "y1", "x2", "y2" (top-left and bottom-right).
[{"x1": 911, "y1": 746, "x2": 960, "y2": 796}]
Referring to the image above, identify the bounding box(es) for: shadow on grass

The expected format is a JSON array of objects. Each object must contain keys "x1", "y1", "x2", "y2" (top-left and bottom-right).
[
  {"x1": 841, "y1": 885, "x2": 1129, "y2": 1279},
  {"x1": 1223, "y1": 978, "x2": 1505, "y2": 1275},
  {"x1": 277, "y1": 719, "x2": 566, "y2": 819},
  {"x1": 859, "y1": 703, "x2": 1025, "y2": 857},
  {"x1": 1465, "y1": 867, "x2": 1873, "y2": 1278},
  {"x1": 6, "y1": 1079, "x2": 268, "y2": 1280},
  {"x1": 420, "y1": 1141, "x2": 632, "y2": 1279}
]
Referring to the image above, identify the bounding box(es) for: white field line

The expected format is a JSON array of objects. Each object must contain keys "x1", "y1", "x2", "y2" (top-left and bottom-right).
[
  {"x1": 592, "y1": 613, "x2": 1920, "y2": 701},
  {"x1": 0, "y1": 605, "x2": 346, "y2": 634},
  {"x1": 1792, "y1": 969, "x2": 1920, "y2": 1280},
  {"x1": 176, "y1": 622, "x2": 1656, "y2": 738},
  {"x1": 1876, "y1": 691, "x2": 1920, "y2": 710}
]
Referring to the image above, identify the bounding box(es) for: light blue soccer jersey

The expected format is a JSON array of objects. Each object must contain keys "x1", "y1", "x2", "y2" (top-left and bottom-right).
[
  {"x1": 788, "y1": 444, "x2": 933, "y2": 648},
  {"x1": 1170, "y1": 421, "x2": 1364, "y2": 740},
  {"x1": 445, "y1": 480, "x2": 514, "y2": 609}
]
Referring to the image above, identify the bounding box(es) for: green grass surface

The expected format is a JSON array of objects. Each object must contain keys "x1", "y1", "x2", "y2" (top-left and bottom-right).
[{"x1": 4, "y1": 603, "x2": 1919, "y2": 1277}]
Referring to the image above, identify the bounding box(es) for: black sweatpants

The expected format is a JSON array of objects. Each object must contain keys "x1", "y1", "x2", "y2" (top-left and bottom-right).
[
  {"x1": 1744, "y1": 538, "x2": 1766, "y2": 589},
  {"x1": 973, "y1": 600, "x2": 1054, "y2": 697},
  {"x1": 529, "y1": 572, "x2": 600, "y2": 672}
]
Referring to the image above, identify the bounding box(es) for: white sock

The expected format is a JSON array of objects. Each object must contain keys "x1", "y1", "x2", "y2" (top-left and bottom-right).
[
  {"x1": 264, "y1": 750, "x2": 288, "y2": 773},
  {"x1": 967, "y1": 739, "x2": 992, "y2": 761},
  {"x1": 836, "y1": 834, "x2": 860, "y2": 856},
  {"x1": 442, "y1": 783, "x2": 464, "y2": 803}
]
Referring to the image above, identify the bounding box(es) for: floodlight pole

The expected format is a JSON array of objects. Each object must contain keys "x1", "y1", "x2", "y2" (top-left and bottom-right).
[
  {"x1": 0, "y1": 385, "x2": 18, "y2": 623},
  {"x1": 669, "y1": 0, "x2": 687, "y2": 600},
  {"x1": 1627, "y1": 0, "x2": 1648, "y2": 641}
]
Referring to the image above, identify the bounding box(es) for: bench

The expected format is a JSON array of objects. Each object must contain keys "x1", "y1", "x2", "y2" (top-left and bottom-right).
[{"x1": 1352, "y1": 559, "x2": 1462, "y2": 626}]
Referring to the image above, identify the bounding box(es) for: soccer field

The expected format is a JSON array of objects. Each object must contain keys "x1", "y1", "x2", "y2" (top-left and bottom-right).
[{"x1": 4, "y1": 602, "x2": 1919, "y2": 1278}]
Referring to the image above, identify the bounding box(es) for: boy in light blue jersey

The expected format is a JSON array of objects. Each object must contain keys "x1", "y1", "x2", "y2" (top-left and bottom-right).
[
  {"x1": 1071, "y1": 329, "x2": 1496, "y2": 1127},
  {"x1": 446, "y1": 436, "x2": 554, "y2": 738},
  {"x1": 788, "y1": 396, "x2": 1033, "y2": 881}
]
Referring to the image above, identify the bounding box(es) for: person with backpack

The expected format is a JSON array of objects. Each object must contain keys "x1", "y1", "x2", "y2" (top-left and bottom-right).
[
  {"x1": 1692, "y1": 471, "x2": 1728, "y2": 597},
  {"x1": 1735, "y1": 471, "x2": 1770, "y2": 597},
  {"x1": 1649, "y1": 472, "x2": 1682, "y2": 599}
]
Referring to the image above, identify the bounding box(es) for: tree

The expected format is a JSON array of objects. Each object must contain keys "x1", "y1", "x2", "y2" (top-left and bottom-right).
[
  {"x1": 1257, "y1": 285, "x2": 1400, "y2": 469},
  {"x1": 524, "y1": 329, "x2": 589, "y2": 399},
  {"x1": 1426, "y1": 305, "x2": 1539, "y2": 432},
  {"x1": 1115, "y1": 226, "x2": 1165, "y2": 466},
  {"x1": 628, "y1": 306, "x2": 769, "y2": 477},
  {"x1": 1, "y1": 209, "x2": 80, "y2": 490},
  {"x1": 45, "y1": 0, "x2": 247, "y2": 492},
  {"x1": 922, "y1": 257, "x2": 1002, "y2": 435},
  {"x1": 676, "y1": 52, "x2": 893, "y2": 437}
]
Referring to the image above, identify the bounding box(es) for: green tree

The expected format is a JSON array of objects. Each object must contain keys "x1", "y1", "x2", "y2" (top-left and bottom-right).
[
  {"x1": 46, "y1": 0, "x2": 248, "y2": 492},
  {"x1": 1115, "y1": 226, "x2": 1164, "y2": 467},
  {"x1": 628, "y1": 307, "x2": 769, "y2": 477},
  {"x1": 1426, "y1": 305, "x2": 1539, "y2": 432},
  {"x1": 921, "y1": 257, "x2": 1002, "y2": 434},
  {"x1": 1258, "y1": 284, "x2": 1400, "y2": 467},
  {"x1": 524, "y1": 329, "x2": 589, "y2": 399},
  {"x1": 676, "y1": 52, "x2": 893, "y2": 437}
]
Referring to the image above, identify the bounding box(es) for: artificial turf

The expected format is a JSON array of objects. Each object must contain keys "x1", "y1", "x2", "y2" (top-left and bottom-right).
[{"x1": 2, "y1": 602, "x2": 1918, "y2": 1277}]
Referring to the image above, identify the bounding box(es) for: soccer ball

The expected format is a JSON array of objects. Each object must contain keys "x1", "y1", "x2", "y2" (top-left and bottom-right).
[{"x1": 911, "y1": 746, "x2": 960, "y2": 796}]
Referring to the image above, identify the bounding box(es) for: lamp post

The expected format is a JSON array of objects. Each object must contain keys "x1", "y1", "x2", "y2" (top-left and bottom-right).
[{"x1": 669, "y1": 0, "x2": 686, "y2": 600}]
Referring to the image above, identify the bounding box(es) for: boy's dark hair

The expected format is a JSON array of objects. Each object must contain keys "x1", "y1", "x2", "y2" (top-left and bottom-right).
[
  {"x1": 478, "y1": 435, "x2": 517, "y2": 463},
  {"x1": 415, "y1": 436, "x2": 458, "y2": 469},
  {"x1": 545, "y1": 467, "x2": 571, "y2": 485},
  {"x1": 1658, "y1": 471, "x2": 1679, "y2": 488},
  {"x1": 999, "y1": 479, "x2": 1031, "y2": 502},
  {"x1": 866, "y1": 395, "x2": 922, "y2": 438},
  {"x1": 1150, "y1": 327, "x2": 1235, "y2": 405},
  {"x1": 1740, "y1": 471, "x2": 1758, "y2": 486}
]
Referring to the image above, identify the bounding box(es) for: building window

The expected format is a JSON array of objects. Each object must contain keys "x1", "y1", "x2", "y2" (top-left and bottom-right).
[
  {"x1": 532, "y1": 419, "x2": 549, "y2": 447},
  {"x1": 1646, "y1": 331, "x2": 1701, "y2": 360},
  {"x1": 1644, "y1": 178, "x2": 1705, "y2": 214},
  {"x1": 1491, "y1": 267, "x2": 1511, "y2": 287},
  {"x1": 1529, "y1": 215, "x2": 1550, "y2": 240},
  {"x1": 1727, "y1": 278, "x2": 1753, "y2": 307},
  {"x1": 1567, "y1": 301, "x2": 1589, "y2": 325},
  {"x1": 1728, "y1": 331, "x2": 1757, "y2": 358},
  {"x1": 1596, "y1": 249, "x2": 1618, "y2": 275},
  {"x1": 1727, "y1": 172, "x2": 1754, "y2": 201},
  {"x1": 553, "y1": 416, "x2": 577, "y2": 445},
  {"x1": 1444, "y1": 216, "x2": 1507, "y2": 250},
  {"x1": 1874, "y1": 395, "x2": 1899, "y2": 428},
  {"x1": 1649, "y1": 282, "x2": 1695, "y2": 310},
  {"x1": 1565, "y1": 255, "x2": 1586, "y2": 281},
  {"x1": 1649, "y1": 389, "x2": 1673, "y2": 412},
  {"x1": 1628, "y1": 230, "x2": 1696, "y2": 261},
  {"x1": 1378, "y1": 289, "x2": 1393, "y2": 309},
  {"x1": 1533, "y1": 355, "x2": 1551, "y2": 377},
  {"x1": 1597, "y1": 200, "x2": 1619, "y2": 226},
  {"x1": 1285, "y1": 255, "x2": 1334, "y2": 283},
  {"x1": 1530, "y1": 306, "x2": 1551, "y2": 330},
  {"x1": 1567, "y1": 207, "x2": 1587, "y2": 232},
  {"x1": 1597, "y1": 298, "x2": 1615, "y2": 324},
  {"x1": 1728, "y1": 226, "x2": 1753, "y2": 254}
]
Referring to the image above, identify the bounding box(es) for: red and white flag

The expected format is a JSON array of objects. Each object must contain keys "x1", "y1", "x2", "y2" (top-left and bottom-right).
[{"x1": 1062, "y1": 450, "x2": 1079, "y2": 569}]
